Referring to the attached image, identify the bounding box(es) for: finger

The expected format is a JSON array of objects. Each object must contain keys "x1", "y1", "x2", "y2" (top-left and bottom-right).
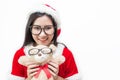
[
  {"x1": 48, "y1": 68, "x2": 57, "y2": 76},
  {"x1": 48, "y1": 68, "x2": 58, "y2": 80},
  {"x1": 48, "y1": 61, "x2": 59, "y2": 69},
  {"x1": 26, "y1": 62, "x2": 38, "y2": 66},
  {"x1": 29, "y1": 71, "x2": 38, "y2": 77},
  {"x1": 28, "y1": 68, "x2": 39, "y2": 73},
  {"x1": 27, "y1": 67, "x2": 39, "y2": 77},
  {"x1": 28, "y1": 64, "x2": 39, "y2": 69},
  {"x1": 48, "y1": 64, "x2": 58, "y2": 75}
]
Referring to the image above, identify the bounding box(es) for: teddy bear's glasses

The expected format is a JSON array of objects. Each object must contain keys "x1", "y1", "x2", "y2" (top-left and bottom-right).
[{"x1": 28, "y1": 47, "x2": 52, "y2": 56}]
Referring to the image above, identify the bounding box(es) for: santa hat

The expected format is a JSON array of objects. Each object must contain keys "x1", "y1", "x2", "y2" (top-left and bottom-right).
[{"x1": 29, "y1": 4, "x2": 61, "y2": 36}]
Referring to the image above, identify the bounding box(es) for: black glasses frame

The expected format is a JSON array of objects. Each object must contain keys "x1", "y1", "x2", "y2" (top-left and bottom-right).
[
  {"x1": 30, "y1": 25, "x2": 55, "y2": 35},
  {"x1": 28, "y1": 47, "x2": 52, "y2": 56}
]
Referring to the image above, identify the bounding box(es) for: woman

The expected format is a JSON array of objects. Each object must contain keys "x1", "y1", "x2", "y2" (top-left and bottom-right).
[{"x1": 10, "y1": 4, "x2": 80, "y2": 80}]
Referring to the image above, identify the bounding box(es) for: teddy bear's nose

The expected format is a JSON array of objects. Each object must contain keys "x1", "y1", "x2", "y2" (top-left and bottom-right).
[{"x1": 38, "y1": 53, "x2": 42, "y2": 56}]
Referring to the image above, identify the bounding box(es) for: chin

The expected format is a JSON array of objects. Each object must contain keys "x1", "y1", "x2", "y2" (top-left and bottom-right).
[{"x1": 37, "y1": 42, "x2": 48, "y2": 46}]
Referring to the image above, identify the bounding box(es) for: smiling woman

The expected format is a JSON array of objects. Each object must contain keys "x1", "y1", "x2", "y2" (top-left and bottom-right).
[
  {"x1": 30, "y1": 14, "x2": 55, "y2": 46},
  {"x1": 9, "y1": 4, "x2": 80, "y2": 80}
]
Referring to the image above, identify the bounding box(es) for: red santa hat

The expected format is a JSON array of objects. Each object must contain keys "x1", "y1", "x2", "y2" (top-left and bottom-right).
[{"x1": 29, "y1": 4, "x2": 61, "y2": 36}]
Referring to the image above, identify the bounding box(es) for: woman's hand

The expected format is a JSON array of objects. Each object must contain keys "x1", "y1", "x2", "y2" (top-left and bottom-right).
[
  {"x1": 25, "y1": 61, "x2": 66, "y2": 80},
  {"x1": 26, "y1": 62, "x2": 39, "y2": 80},
  {"x1": 48, "y1": 60, "x2": 59, "y2": 80}
]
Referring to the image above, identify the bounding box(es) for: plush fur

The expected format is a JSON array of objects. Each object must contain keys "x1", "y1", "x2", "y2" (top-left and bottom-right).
[{"x1": 18, "y1": 44, "x2": 65, "y2": 80}]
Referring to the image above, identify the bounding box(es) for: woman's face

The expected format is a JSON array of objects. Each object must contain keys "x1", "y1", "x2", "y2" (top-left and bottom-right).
[{"x1": 31, "y1": 15, "x2": 54, "y2": 46}]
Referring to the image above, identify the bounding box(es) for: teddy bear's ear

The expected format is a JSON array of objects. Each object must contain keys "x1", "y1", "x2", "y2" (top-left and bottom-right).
[{"x1": 53, "y1": 55, "x2": 65, "y2": 65}]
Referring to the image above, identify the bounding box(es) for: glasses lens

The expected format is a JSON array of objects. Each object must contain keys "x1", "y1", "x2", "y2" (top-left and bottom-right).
[
  {"x1": 31, "y1": 25, "x2": 41, "y2": 35},
  {"x1": 29, "y1": 48, "x2": 39, "y2": 55},
  {"x1": 44, "y1": 25, "x2": 54, "y2": 35},
  {"x1": 41, "y1": 47, "x2": 52, "y2": 54}
]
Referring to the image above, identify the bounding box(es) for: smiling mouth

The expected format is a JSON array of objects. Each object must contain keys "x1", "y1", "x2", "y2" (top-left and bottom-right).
[{"x1": 39, "y1": 38, "x2": 48, "y2": 42}]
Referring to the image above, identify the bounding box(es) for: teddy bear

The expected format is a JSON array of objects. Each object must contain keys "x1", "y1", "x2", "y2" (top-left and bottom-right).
[{"x1": 18, "y1": 44, "x2": 65, "y2": 80}]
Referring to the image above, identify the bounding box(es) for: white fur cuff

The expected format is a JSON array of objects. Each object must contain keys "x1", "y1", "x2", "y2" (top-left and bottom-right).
[
  {"x1": 8, "y1": 74, "x2": 25, "y2": 80},
  {"x1": 66, "y1": 73, "x2": 81, "y2": 80}
]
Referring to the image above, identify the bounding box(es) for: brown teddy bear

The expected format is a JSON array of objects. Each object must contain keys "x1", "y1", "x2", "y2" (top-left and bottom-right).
[{"x1": 18, "y1": 44, "x2": 65, "y2": 80}]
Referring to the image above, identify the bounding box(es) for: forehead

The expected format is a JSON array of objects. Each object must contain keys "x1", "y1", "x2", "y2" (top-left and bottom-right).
[{"x1": 33, "y1": 15, "x2": 53, "y2": 25}]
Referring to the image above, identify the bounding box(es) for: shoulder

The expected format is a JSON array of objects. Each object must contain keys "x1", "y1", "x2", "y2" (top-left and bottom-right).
[
  {"x1": 62, "y1": 47, "x2": 75, "y2": 62},
  {"x1": 11, "y1": 47, "x2": 27, "y2": 78},
  {"x1": 57, "y1": 42, "x2": 73, "y2": 57},
  {"x1": 13, "y1": 47, "x2": 25, "y2": 59}
]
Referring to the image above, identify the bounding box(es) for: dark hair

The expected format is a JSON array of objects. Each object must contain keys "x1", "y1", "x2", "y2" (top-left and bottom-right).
[{"x1": 22, "y1": 12, "x2": 58, "y2": 47}]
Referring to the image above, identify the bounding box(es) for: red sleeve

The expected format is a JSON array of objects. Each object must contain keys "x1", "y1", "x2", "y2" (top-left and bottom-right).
[
  {"x1": 58, "y1": 47, "x2": 78, "y2": 78},
  {"x1": 11, "y1": 48, "x2": 27, "y2": 78}
]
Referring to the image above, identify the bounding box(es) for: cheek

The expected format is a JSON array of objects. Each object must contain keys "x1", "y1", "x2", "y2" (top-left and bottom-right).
[
  {"x1": 47, "y1": 35, "x2": 54, "y2": 43},
  {"x1": 49, "y1": 35, "x2": 54, "y2": 40},
  {"x1": 32, "y1": 35, "x2": 37, "y2": 41}
]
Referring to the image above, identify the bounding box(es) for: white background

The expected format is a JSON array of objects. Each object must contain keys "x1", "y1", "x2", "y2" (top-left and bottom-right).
[{"x1": 0, "y1": 0, "x2": 120, "y2": 80}]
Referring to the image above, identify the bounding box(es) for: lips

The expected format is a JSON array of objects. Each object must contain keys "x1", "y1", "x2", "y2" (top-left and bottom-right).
[{"x1": 38, "y1": 37, "x2": 48, "y2": 42}]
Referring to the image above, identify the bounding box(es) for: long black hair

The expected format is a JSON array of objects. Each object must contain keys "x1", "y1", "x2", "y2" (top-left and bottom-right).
[{"x1": 22, "y1": 12, "x2": 58, "y2": 47}]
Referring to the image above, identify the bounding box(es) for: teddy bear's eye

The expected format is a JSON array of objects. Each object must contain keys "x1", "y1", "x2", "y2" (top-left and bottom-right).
[
  {"x1": 41, "y1": 48, "x2": 52, "y2": 54},
  {"x1": 28, "y1": 48, "x2": 39, "y2": 55}
]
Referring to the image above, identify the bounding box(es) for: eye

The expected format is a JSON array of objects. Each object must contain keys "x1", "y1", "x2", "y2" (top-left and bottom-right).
[
  {"x1": 32, "y1": 25, "x2": 41, "y2": 30},
  {"x1": 33, "y1": 26, "x2": 40, "y2": 30},
  {"x1": 44, "y1": 25, "x2": 53, "y2": 30}
]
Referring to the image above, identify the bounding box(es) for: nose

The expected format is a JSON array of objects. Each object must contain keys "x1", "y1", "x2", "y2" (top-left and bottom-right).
[
  {"x1": 38, "y1": 29, "x2": 47, "y2": 36},
  {"x1": 38, "y1": 53, "x2": 42, "y2": 56}
]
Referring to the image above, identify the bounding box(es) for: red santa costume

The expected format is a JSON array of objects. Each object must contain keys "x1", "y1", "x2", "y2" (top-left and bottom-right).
[{"x1": 9, "y1": 4, "x2": 80, "y2": 80}]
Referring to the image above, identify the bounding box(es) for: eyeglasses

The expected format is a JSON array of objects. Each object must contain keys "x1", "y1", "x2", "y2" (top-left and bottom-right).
[
  {"x1": 30, "y1": 25, "x2": 54, "y2": 35},
  {"x1": 28, "y1": 47, "x2": 52, "y2": 56}
]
